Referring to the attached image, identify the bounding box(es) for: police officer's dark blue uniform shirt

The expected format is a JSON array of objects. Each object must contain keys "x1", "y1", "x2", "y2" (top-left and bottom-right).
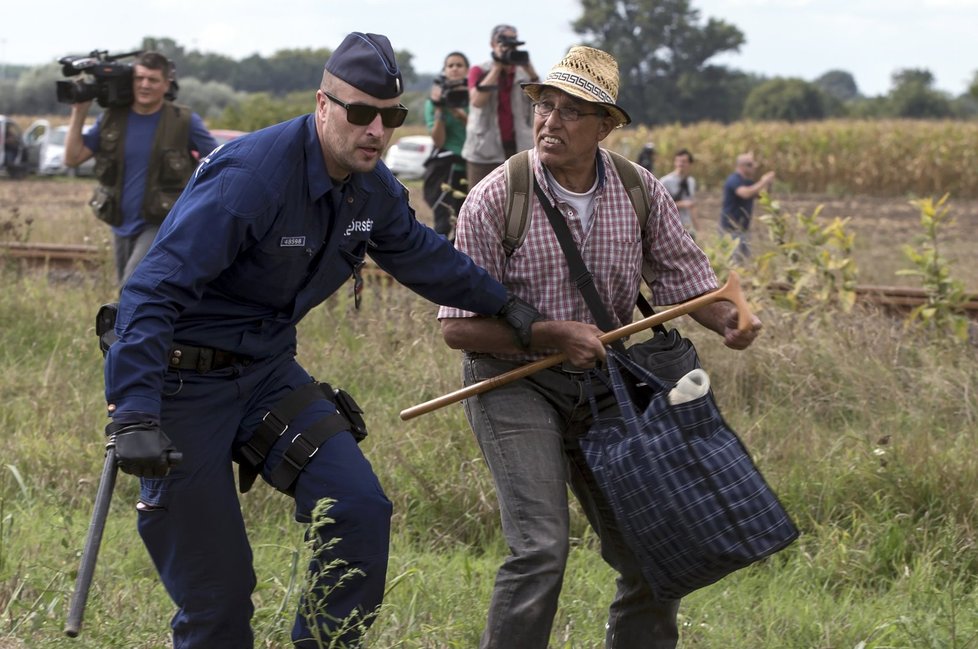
[
  {"x1": 105, "y1": 114, "x2": 504, "y2": 417},
  {"x1": 99, "y1": 31, "x2": 509, "y2": 649}
]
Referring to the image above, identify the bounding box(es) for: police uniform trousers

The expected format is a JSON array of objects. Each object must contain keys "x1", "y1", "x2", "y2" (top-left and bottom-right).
[{"x1": 136, "y1": 353, "x2": 392, "y2": 648}]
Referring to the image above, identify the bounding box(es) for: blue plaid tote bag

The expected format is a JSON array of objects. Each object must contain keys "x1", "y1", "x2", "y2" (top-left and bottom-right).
[{"x1": 581, "y1": 349, "x2": 798, "y2": 600}]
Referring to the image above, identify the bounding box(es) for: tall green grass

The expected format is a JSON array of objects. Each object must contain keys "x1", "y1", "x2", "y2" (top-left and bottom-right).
[{"x1": 0, "y1": 262, "x2": 975, "y2": 648}]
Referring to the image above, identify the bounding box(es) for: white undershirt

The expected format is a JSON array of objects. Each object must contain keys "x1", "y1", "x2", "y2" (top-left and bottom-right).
[{"x1": 544, "y1": 168, "x2": 599, "y2": 232}]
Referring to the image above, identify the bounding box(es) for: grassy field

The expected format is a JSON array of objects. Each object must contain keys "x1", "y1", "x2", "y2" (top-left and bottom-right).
[{"x1": 1, "y1": 174, "x2": 976, "y2": 648}]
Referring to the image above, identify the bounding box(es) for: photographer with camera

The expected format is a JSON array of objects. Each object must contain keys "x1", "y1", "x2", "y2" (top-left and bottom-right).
[
  {"x1": 423, "y1": 51, "x2": 470, "y2": 239},
  {"x1": 462, "y1": 24, "x2": 538, "y2": 188},
  {"x1": 64, "y1": 51, "x2": 217, "y2": 286}
]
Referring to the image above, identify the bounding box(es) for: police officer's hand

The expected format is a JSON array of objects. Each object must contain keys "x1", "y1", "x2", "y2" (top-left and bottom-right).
[
  {"x1": 497, "y1": 293, "x2": 543, "y2": 349},
  {"x1": 106, "y1": 421, "x2": 181, "y2": 478}
]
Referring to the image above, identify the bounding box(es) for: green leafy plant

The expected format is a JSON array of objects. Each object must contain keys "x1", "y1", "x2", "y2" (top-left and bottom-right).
[
  {"x1": 897, "y1": 194, "x2": 971, "y2": 341},
  {"x1": 754, "y1": 191, "x2": 858, "y2": 314}
]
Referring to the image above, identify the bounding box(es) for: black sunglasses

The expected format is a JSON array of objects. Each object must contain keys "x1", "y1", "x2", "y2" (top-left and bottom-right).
[{"x1": 323, "y1": 91, "x2": 408, "y2": 128}]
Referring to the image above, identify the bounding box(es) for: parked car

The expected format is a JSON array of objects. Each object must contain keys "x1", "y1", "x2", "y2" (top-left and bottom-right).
[
  {"x1": 383, "y1": 134, "x2": 434, "y2": 180},
  {"x1": 39, "y1": 124, "x2": 96, "y2": 176}
]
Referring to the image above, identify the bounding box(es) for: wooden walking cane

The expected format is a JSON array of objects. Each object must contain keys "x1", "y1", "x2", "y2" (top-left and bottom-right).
[{"x1": 400, "y1": 271, "x2": 754, "y2": 421}]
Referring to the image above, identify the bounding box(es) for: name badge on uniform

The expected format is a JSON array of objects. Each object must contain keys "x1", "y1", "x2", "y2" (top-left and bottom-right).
[{"x1": 280, "y1": 236, "x2": 306, "y2": 247}]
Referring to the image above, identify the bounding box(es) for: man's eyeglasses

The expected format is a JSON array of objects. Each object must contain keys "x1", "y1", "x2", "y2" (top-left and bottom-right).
[
  {"x1": 532, "y1": 101, "x2": 606, "y2": 122},
  {"x1": 323, "y1": 91, "x2": 408, "y2": 128}
]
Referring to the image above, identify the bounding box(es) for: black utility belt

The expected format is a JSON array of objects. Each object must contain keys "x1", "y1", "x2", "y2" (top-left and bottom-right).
[{"x1": 168, "y1": 343, "x2": 252, "y2": 373}]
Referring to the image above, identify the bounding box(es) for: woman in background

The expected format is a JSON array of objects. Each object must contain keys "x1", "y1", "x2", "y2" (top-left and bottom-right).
[{"x1": 423, "y1": 51, "x2": 470, "y2": 239}]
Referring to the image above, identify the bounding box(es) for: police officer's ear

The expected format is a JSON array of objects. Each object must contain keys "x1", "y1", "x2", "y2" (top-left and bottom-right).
[{"x1": 316, "y1": 90, "x2": 327, "y2": 119}]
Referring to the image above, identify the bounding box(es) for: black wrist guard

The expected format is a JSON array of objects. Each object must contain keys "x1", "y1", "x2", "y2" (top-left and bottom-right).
[{"x1": 497, "y1": 294, "x2": 542, "y2": 349}]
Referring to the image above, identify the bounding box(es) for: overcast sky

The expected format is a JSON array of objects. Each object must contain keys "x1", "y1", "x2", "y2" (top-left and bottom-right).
[{"x1": 2, "y1": 0, "x2": 975, "y2": 98}]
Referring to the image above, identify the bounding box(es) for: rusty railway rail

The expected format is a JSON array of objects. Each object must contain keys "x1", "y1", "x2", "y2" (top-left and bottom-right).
[
  {"x1": 0, "y1": 241, "x2": 104, "y2": 269},
  {"x1": 4, "y1": 241, "x2": 977, "y2": 317},
  {"x1": 766, "y1": 280, "x2": 978, "y2": 315}
]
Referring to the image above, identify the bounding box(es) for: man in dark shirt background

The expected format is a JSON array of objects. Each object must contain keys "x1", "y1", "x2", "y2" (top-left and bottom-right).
[{"x1": 720, "y1": 151, "x2": 776, "y2": 261}]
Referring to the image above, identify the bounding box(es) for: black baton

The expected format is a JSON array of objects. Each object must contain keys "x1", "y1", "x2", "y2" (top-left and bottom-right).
[{"x1": 64, "y1": 442, "x2": 118, "y2": 638}]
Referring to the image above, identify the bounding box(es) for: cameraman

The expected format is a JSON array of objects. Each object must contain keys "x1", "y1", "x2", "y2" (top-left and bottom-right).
[
  {"x1": 462, "y1": 24, "x2": 538, "y2": 188},
  {"x1": 423, "y1": 51, "x2": 470, "y2": 239},
  {"x1": 64, "y1": 51, "x2": 217, "y2": 286}
]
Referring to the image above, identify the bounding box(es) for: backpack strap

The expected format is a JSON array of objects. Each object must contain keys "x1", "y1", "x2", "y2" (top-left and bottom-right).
[
  {"x1": 606, "y1": 149, "x2": 657, "y2": 288},
  {"x1": 502, "y1": 149, "x2": 534, "y2": 256},
  {"x1": 606, "y1": 150, "x2": 650, "y2": 231}
]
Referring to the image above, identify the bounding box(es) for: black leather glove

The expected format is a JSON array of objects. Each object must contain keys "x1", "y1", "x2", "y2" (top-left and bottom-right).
[
  {"x1": 106, "y1": 421, "x2": 181, "y2": 478},
  {"x1": 95, "y1": 302, "x2": 119, "y2": 357},
  {"x1": 497, "y1": 293, "x2": 543, "y2": 349}
]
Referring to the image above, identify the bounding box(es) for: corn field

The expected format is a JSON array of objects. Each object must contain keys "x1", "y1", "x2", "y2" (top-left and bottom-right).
[{"x1": 607, "y1": 119, "x2": 978, "y2": 198}]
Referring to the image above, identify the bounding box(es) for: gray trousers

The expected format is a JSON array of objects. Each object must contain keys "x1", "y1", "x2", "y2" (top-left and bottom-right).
[
  {"x1": 462, "y1": 353, "x2": 680, "y2": 649},
  {"x1": 113, "y1": 224, "x2": 159, "y2": 286}
]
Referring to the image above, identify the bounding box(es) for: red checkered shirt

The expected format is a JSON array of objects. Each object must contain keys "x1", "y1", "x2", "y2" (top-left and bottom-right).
[{"x1": 438, "y1": 148, "x2": 718, "y2": 359}]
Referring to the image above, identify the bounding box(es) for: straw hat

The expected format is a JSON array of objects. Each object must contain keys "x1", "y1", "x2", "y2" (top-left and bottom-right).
[{"x1": 521, "y1": 46, "x2": 631, "y2": 127}]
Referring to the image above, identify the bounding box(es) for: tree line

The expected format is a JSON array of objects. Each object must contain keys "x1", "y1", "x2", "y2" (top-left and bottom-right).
[{"x1": 1, "y1": 0, "x2": 976, "y2": 127}]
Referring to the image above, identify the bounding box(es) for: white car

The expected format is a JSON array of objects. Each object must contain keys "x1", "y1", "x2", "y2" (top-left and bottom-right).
[
  {"x1": 39, "y1": 124, "x2": 96, "y2": 176},
  {"x1": 383, "y1": 135, "x2": 434, "y2": 180}
]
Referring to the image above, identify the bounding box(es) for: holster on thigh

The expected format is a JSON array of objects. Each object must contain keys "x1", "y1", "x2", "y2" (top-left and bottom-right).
[{"x1": 234, "y1": 381, "x2": 367, "y2": 495}]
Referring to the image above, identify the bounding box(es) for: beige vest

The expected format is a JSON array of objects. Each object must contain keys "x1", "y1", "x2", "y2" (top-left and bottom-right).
[{"x1": 462, "y1": 62, "x2": 534, "y2": 164}]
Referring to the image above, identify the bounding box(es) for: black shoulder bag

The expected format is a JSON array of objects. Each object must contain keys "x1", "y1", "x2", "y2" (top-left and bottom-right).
[{"x1": 532, "y1": 180, "x2": 700, "y2": 385}]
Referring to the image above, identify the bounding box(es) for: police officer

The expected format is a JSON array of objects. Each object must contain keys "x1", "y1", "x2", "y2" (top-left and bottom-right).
[{"x1": 101, "y1": 32, "x2": 540, "y2": 648}]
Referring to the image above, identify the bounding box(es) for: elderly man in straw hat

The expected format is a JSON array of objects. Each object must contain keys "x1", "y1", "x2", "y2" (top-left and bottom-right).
[{"x1": 438, "y1": 46, "x2": 762, "y2": 648}]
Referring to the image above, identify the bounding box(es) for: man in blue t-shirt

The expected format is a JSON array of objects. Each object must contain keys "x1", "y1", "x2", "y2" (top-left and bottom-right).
[
  {"x1": 720, "y1": 152, "x2": 775, "y2": 261},
  {"x1": 65, "y1": 51, "x2": 217, "y2": 285}
]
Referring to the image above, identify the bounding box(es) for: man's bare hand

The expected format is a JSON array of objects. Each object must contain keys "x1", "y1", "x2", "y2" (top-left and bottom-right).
[
  {"x1": 723, "y1": 312, "x2": 762, "y2": 350},
  {"x1": 539, "y1": 320, "x2": 606, "y2": 367}
]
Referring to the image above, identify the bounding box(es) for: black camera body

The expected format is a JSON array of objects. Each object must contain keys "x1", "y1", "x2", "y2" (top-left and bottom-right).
[
  {"x1": 495, "y1": 35, "x2": 529, "y2": 66},
  {"x1": 56, "y1": 50, "x2": 141, "y2": 108},
  {"x1": 433, "y1": 75, "x2": 469, "y2": 109}
]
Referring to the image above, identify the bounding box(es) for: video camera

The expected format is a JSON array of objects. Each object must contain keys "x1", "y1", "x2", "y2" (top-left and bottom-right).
[
  {"x1": 55, "y1": 50, "x2": 141, "y2": 108},
  {"x1": 495, "y1": 35, "x2": 529, "y2": 66},
  {"x1": 433, "y1": 75, "x2": 469, "y2": 109}
]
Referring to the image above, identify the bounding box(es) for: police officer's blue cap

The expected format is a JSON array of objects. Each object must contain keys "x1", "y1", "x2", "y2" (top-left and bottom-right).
[{"x1": 325, "y1": 32, "x2": 403, "y2": 99}]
